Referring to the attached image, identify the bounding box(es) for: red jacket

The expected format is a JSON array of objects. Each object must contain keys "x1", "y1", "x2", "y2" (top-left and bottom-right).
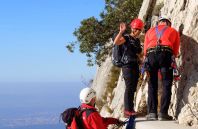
[
  {"x1": 80, "y1": 104, "x2": 119, "y2": 129},
  {"x1": 144, "y1": 25, "x2": 180, "y2": 56}
]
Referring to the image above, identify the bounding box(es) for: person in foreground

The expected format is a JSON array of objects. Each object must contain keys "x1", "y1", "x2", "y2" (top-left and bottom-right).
[
  {"x1": 144, "y1": 15, "x2": 180, "y2": 120},
  {"x1": 79, "y1": 87, "x2": 125, "y2": 129}
]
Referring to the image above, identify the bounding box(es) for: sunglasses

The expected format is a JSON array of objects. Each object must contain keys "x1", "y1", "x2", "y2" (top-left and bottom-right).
[{"x1": 133, "y1": 28, "x2": 142, "y2": 31}]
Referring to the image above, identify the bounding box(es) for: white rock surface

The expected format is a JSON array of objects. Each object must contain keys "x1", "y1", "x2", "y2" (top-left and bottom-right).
[
  {"x1": 138, "y1": 0, "x2": 154, "y2": 20},
  {"x1": 92, "y1": 0, "x2": 198, "y2": 127},
  {"x1": 92, "y1": 56, "x2": 113, "y2": 101},
  {"x1": 136, "y1": 117, "x2": 198, "y2": 129},
  {"x1": 161, "y1": 0, "x2": 198, "y2": 127}
]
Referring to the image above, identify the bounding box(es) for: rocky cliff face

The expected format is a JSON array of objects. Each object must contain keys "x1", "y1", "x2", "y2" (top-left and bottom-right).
[
  {"x1": 161, "y1": 0, "x2": 198, "y2": 127},
  {"x1": 91, "y1": 0, "x2": 198, "y2": 128}
]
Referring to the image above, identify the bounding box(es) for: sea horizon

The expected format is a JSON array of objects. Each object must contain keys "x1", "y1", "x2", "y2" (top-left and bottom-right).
[{"x1": 0, "y1": 82, "x2": 85, "y2": 129}]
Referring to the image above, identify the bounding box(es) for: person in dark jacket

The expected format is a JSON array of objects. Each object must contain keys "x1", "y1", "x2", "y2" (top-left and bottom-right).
[
  {"x1": 113, "y1": 18, "x2": 144, "y2": 117},
  {"x1": 79, "y1": 87, "x2": 124, "y2": 129},
  {"x1": 144, "y1": 15, "x2": 180, "y2": 120}
]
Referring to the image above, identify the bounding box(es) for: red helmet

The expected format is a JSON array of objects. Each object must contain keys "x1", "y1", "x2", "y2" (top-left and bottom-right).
[{"x1": 130, "y1": 18, "x2": 144, "y2": 30}]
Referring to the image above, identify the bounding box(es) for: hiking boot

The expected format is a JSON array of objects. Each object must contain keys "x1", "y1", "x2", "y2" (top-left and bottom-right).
[
  {"x1": 124, "y1": 110, "x2": 138, "y2": 118},
  {"x1": 158, "y1": 113, "x2": 173, "y2": 121},
  {"x1": 146, "y1": 113, "x2": 158, "y2": 120}
]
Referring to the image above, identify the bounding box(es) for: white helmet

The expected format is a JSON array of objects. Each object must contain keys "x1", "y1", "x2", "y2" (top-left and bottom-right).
[
  {"x1": 79, "y1": 87, "x2": 96, "y2": 104},
  {"x1": 158, "y1": 15, "x2": 171, "y2": 24}
]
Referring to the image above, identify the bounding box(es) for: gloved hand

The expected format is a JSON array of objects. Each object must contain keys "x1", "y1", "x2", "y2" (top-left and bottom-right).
[
  {"x1": 146, "y1": 71, "x2": 150, "y2": 78},
  {"x1": 116, "y1": 120, "x2": 127, "y2": 126}
]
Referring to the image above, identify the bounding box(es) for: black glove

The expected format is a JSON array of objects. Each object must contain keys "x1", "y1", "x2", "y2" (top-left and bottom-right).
[{"x1": 116, "y1": 120, "x2": 127, "y2": 126}]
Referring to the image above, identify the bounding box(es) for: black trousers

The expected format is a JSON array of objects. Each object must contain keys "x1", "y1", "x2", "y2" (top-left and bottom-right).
[
  {"x1": 122, "y1": 64, "x2": 139, "y2": 112},
  {"x1": 147, "y1": 51, "x2": 173, "y2": 114}
]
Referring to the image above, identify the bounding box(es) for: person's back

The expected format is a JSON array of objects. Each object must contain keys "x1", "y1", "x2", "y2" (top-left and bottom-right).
[
  {"x1": 143, "y1": 15, "x2": 180, "y2": 121},
  {"x1": 144, "y1": 24, "x2": 180, "y2": 56}
]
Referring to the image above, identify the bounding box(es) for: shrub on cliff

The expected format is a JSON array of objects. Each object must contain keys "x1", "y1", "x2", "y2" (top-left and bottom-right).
[{"x1": 66, "y1": 0, "x2": 143, "y2": 66}]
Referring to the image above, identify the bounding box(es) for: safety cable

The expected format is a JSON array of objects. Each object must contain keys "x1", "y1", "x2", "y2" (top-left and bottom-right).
[{"x1": 182, "y1": 99, "x2": 198, "y2": 121}]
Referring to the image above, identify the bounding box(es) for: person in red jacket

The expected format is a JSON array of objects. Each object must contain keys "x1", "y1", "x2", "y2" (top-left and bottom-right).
[
  {"x1": 79, "y1": 87, "x2": 124, "y2": 129},
  {"x1": 143, "y1": 15, "x2": 180, "y2": 120}
]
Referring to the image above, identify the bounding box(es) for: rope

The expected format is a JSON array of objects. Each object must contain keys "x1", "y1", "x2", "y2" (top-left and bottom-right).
[{"x1": 182, "y1": 99, "x2": 198, "y2": 121}]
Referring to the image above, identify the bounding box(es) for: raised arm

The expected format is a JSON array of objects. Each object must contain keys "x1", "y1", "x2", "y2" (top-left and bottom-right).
[{"x1": 114, "y1": 23, "x2": 126, "y2": 45}]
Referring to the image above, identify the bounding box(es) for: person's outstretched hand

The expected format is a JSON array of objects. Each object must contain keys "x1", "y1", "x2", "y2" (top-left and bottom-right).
[
  {"x1": 119, "y1": 23, "x2": 126, "y2": 34},
  {"x1": 116, "y1": 120, "x2": 127, "y2": 126}
]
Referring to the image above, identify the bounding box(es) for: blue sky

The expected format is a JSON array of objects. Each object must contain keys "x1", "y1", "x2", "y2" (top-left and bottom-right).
[{"x1": 0, "y1": 0, "x2": 105, "y2": 83}]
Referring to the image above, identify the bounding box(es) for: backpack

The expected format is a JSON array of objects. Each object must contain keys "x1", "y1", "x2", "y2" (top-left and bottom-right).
[
  {"x1": 61, "y1": 107, "x2": 96, "y2": 129},
  {"x1": 112, "y1": 43, "x2": 126, "y2": 67},
  {"x1": 112, "y1": 34, "x2": 141, "y2": 67},
  {"x1": 61, "y1": 107, "x2": 83, "y2": 129}
]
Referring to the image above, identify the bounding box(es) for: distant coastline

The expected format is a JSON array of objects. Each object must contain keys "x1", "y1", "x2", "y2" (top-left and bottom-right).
[
  {"x1": 0, "y1": 123, "x2": 64, "y2": 129},
  {"x1": 0, "y1": 82, "x2": 84, "y2": 129}
]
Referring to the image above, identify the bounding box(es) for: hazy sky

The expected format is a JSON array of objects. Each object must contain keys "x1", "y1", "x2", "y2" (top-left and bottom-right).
[{"x1": 0, "y1": 0, "x2": 105, "y2": 83}]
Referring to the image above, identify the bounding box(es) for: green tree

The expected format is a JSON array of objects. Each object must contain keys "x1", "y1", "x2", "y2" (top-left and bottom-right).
[{"x1": 66, "y1": 0, "x2": 143, "y2": 66}]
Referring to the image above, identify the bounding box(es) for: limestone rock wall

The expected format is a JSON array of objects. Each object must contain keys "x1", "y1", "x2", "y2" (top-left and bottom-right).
[
  {"x1": 92, "y1": 55, "x2": 113, "y2": 101},
  {"x1": 92, "y1": 0, "x2": 198, "y2": 127},
  {"x1": 161, "y1": 0, "x2": 198, "y2": 127}
]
